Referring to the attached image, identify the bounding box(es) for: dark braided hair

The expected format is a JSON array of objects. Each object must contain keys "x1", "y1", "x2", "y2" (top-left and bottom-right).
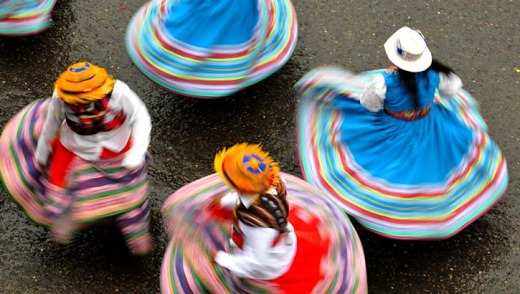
[
  {"x1": 397, "y1": 59, "x2": 456, "y2": 109},
  {"x1": 429, "y1": 59, "x2": 455, "y2": 75}
]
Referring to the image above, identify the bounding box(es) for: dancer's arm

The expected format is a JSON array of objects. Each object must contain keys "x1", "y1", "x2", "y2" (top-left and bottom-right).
[
  {"x1": 360, "y1": 74, "x2": 386, "y2": 112},
  {"x1": 115, "y1": 81, "x2": 152, "y2": 169},
  {"x1": 219, "y1": 192, "x2": 239, "y2": 209},
  {"x1": 438, "y1": 72, "x2": 463, "y2": 97},
  {"x1": 35, "y1": 94, "x2": 65, "y2": 166},
  {"x1": 215, "y1": 226, "x2": 278, "y2": 279}
]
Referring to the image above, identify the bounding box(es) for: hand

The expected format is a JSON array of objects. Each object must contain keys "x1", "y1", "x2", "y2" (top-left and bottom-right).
[
  {"x1": 209, "y1": 248, "x2": 219, "y2": 262},
  {"x1": 388, "y1": 65, "x2": 398, "y2": 72},
  {"x1": 122, "y1": 154, "x2": 145, "y2": 170},
  {"x1": 209, "y1": 191, "x2": 238, "y2": 211},
  {"x1": 208, "y1": 194, "x2": 221, "y2": 207},
  {"x1": 35, "y1": 148, "x2": 50, "y2": 168},
  {"x1": 36, "y1": 156, "x2": 48, "y2": 169},
  {"x1": 122, "y1": 161, "x2": 139, "y2": 170}
]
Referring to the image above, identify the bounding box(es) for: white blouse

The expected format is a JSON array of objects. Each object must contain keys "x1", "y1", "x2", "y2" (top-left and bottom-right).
[
  {"x1": 215, "y1": 189, "x2": 297, "y2": 280},
  {"x1": 360, "y1": 72, "x2": 463, "y2": 112},
  {"x1": 35, "y1": 80, "x2": 151, "y2": 169}
]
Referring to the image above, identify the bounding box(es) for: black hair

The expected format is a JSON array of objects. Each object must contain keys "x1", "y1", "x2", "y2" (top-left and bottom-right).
[
  {"x1": 397, "y1": 59, "x2": 455, "y2": 108},
  {"x1": 429, "y1": 59, "x2": 455, "y2": 75}
]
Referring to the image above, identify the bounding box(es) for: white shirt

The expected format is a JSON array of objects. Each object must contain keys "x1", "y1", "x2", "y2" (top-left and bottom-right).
[
  {"x1": 215, "y1": 191, "x2": 297, "y2": 280},
  {"x1": 360, "y1": 71, "x2": 463, "y2": 112},
  {"x1": 35, "y1": 80, "x2": 151, "y2": 169}
]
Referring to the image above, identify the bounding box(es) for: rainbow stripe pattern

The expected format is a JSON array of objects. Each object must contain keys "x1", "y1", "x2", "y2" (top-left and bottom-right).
[
  {"x1": 0, "y1": 98, "x2": 152, "y2": 253},
  {"x1": 295, "y1": 67, "x2": 508, "y2": 240},
  {"x1": 160, "y1": 173, "x2": 367, "y2": 293},
  {"x1": 125, "y1": 0, "x2": 298, "y2": 98},
  {"x1": 0, "y1": 0, "x2": 57, "y2": 36}
]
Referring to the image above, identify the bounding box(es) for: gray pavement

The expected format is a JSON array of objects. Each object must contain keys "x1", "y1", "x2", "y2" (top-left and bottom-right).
[{"x1": 0, "y1": 0, "x2": 519, "y2": 293}]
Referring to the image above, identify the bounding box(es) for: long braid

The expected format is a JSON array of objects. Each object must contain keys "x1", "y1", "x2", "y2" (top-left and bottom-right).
[
  {"x1": 397, "y1": 68, "x2": 420, "y2": 109},
  {"x1": 429, "y1": 59, "x2": 455, "y2": 75}
]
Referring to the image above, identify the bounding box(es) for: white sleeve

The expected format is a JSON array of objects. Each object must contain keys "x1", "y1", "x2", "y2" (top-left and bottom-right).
[
  {"x1": 219, "y1": 192, "x2": 239, "y2": 209},
  {"x1": 215, "y1": 226, "x2": 278, "y2": 279},
  {"x1": 116, "y1": 82, "x2": 152, "y2": 169},
  {"x1": 35, "y1": 95, "x2": 65, "y2": 166},
  {"x1": 360, "y1": 74, "x2": 386, "y2": 112},
  {"x1": 438, "y1": 72, "x2": 463, "y2": 97}
]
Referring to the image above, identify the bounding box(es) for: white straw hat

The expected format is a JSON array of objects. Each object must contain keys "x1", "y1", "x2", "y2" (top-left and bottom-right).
[{"x1": 384, "y1": 26, "x2": 432, "y2": 72}]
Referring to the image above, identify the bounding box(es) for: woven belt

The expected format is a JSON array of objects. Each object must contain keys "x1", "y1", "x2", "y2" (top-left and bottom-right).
[{"x1": 385, "y1": 105, "x2": 431, "y2": 120}]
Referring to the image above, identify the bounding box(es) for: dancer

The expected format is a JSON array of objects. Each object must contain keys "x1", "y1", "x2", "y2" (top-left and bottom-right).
[
  {"x1": 0, "y1": 0, "x2": 57, "y2": 36},
  {"x1": 0, "y1": 62, "x2": 153, "y2": 255},
  {"x1": 161, "y1": 143, "x2": 366, "y2": 293},
  {"x1": 125, "y1": 0, "x2": 298, "y2": 98},
  {"x1": 295, "y1": 27, "x2": 508, "y2": 240}
]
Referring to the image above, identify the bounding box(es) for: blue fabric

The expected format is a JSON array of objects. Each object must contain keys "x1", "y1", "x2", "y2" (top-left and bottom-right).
[
  {"x1": 329, "y1": 71, "x2": 473, "y2": 185},
  {"x1": 165, "y1": 0, "x2": 259, "y2": 47},
  {"x1": 384, "y1": 69, "x2": 439, "y2": 111}
]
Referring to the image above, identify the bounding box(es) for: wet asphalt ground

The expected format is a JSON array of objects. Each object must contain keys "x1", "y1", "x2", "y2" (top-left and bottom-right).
[{"x1": 0, "y1": 0, "x2": 519, "y2": 293}]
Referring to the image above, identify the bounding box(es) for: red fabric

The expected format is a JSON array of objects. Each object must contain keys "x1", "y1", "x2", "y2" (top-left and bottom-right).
[
  {"x1": 270, "y1": 206, "x2": 331, "y2": 294},
  {"x1": 207, "y1": 203, "x2": 330, "y2": 293},
  {"x1": 99, "y1": 137, "x2": 132, "y2": 159},
  {"x1": 231, "y1": 230, "x2": 244, "y2": 248},
  {"x1": 47, "y1": 138, "x2": 76, "y2": 187},
  {"x1": 47, "y1": 137, "x2": 132, "y2": 187},
  {"x1": 207, "y1": 200, "x2": 234, "y2": 222}
]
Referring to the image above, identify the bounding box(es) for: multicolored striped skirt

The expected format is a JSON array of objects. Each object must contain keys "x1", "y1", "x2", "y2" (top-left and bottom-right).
[
  {"x1": 0, "y1": 98, "x2": 152, "y2": 254},
  {"x1": 125, "y1": 0, "x2": 298, "y2": 98},
  {"x1": 0, "y1": 0, "x2": 57, "y2": 36},
  {"x1": 161, "y1": 173, "x2": 367, "y2": 293},
  {"x1": 295, "y1": 67, "x2": 508, "y2": 240}
]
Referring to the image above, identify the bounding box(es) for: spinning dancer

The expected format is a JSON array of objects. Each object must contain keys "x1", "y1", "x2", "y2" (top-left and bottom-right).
[
  {"x1": 295, "y1": 27, "x2": 508, "y2": 240},
  {"x1": 0, "y1": 62, "x2": 153, "y2": 255},
  {"x1": 0, "y1": 0, "x2": 57, "y2": 36},
  {"x1": 126, "y1": 0, "x2": 297, "y2": 98},
  {"x1": 160, "y1": 143, "x2": 367, "y2": 293}
]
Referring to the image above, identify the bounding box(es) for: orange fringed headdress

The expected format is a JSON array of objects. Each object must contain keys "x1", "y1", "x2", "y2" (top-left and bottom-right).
[
  {"x1": 214, "y1": 143, "x2": 280, "y2": 194},
  {"x1": 55, "y1": 62, "x2": 115, "y2": 105}
]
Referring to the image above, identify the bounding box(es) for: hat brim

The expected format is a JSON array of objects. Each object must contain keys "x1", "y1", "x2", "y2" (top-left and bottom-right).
[
  {"x1": 214, "y1": 148, "x2": 235, "y2": 190},
  {"x1": 56, "y1": 77, "x2": 115, "y2": 105},
  {"x1": 384, "y1": 29, "x2": 432, "y2": 73},
  {"x1": 55, "y1": 63, "x2": 115, "y2": 104}
]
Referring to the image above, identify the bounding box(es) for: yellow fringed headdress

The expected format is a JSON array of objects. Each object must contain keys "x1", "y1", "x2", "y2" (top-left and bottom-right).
[
  {"x1": 55, "y1": 62, "x2": 115, "y2": 105},
  {"x1": 214, "y1": 143, "x2": 280, "y2": 194}
]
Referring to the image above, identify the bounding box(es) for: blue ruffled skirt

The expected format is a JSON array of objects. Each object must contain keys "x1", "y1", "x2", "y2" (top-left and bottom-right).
[
  {"x1": 295, "y1": 67, "x2": 508, "y2": 239},
  {"x1": 126, "y1": 0, "x2": 298, "y2": 98}
]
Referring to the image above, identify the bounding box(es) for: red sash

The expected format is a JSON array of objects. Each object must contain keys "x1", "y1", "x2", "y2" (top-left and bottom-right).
[{"x1": 47, "y1": 137, "x2": 132, "y2": 187}]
